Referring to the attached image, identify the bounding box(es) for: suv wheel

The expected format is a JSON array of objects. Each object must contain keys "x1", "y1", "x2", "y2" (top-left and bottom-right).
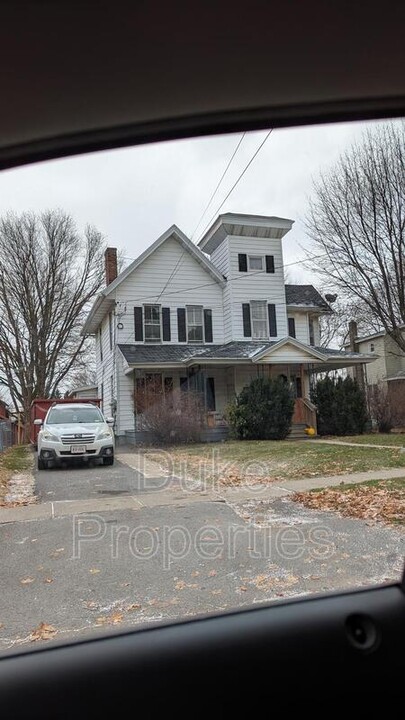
[
  {"x1": 103, "y1": 456, "x2": 114, "y2": 466},
  {"x1": 37, "y1": 457, "x2": 45, "y2": 470}
]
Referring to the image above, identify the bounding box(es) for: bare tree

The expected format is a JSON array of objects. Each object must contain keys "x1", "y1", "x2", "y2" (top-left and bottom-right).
[
  {"x1": 319, "y1": 294, "x2": 382, "y2": 348},
  {"x1": 306, "y1": 121, "x2": 405, "y2": 351},
  {"x1": 0, "y1": 210, "x2": 105, "y2": 436}
]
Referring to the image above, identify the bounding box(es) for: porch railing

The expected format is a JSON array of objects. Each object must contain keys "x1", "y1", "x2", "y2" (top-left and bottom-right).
[{"x1": 292, "y1": 398, "x2": 317, "y2": 433}]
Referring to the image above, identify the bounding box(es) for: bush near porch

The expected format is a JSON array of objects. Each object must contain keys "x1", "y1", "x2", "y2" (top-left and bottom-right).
[
  {"x1": 227, "y1": 377, "x2": 295, "y2": 441},
  {"x1": 312, "y1": 376, "x2": 368, "y2": 436}
]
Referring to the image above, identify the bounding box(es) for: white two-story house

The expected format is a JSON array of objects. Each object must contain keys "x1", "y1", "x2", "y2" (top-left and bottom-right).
[{"x1": 82, "y1": 213, "x2": 374, "y2": 443}]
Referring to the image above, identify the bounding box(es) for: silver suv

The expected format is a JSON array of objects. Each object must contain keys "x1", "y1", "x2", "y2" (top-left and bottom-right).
[{"x1": 36, "y1": 403, "x2": 114, "y2": 470}]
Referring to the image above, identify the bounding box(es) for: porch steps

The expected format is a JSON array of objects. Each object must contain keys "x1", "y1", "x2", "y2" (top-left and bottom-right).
[{"x1": 288, "y1": 423, "x2": 311, "y2": 439}]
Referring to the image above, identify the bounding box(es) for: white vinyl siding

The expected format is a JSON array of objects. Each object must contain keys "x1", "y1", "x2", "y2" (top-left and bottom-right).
[
  {"x1": 226, "y1": 236, "x2": 287, "y2": 341},
  {"x1": 116, "y1": 349, "x2": 134, "y2": 434},
  {"x1": 96, "y1": 314, "x2": 114, "y2": 419},
  {"x1": 210, "y1": 238, "x2": 233, "y2": 341},
  {"x1": 115, "y1": 237, "x2": 224, "y2": 345}
]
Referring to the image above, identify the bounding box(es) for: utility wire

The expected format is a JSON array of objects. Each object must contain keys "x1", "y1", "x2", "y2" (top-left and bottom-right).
[
  {"x1": 113, "y1": 251, "x2": 329, "y2": 306},
  {"x1": 190, "y1": 133, "x2": 246, "y2": 241},
  {"x1": 197, "y1": 129, "x2": 273, "y2": 242}
]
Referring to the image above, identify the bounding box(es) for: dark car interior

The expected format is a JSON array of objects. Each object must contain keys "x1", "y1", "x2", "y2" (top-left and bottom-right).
[{"x1": 0, "y1": 1, "x2": 404, "y2": 715}]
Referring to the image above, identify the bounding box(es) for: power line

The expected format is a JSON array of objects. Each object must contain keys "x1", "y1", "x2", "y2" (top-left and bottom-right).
[
  {"x1": 112, "y1": 251, "x2": 329, "y2": 306},
  {"x1": 116, "y1": 251, "x2": 330, "y2": 344},
  {"x1": 197, "y1": 129, "x2": 273, "y2": 242},
  {"x1": 190, "y1": 133, "x2": 246, "y2": 241},
  {"x1": 153, "y1": 134, "x2": 248, "y2": 305}
]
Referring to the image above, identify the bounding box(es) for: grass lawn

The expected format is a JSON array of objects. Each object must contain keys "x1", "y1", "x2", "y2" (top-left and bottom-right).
[
  {"x1": 144, "y1": 439, "x2": 405, "y2": 488},
  {"x1": 0, "y1": 445, "x2": 32, "y2": 503},
  {"x1": 324, "y1": 433, "x2": 405, "y2": 447},
  {"x1": 293, "y1": 477, "x2": 405, "y2": 526}
]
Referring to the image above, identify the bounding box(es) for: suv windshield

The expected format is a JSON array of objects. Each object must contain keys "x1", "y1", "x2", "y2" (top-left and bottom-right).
[{"x1": 46, "y1": 407, "x2": 104, "y2": 424}]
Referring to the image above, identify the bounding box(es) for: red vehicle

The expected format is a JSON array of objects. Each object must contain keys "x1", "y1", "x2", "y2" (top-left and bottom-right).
[{"x1": 30, "y1": 398, "x2": 101, "y2": 449}]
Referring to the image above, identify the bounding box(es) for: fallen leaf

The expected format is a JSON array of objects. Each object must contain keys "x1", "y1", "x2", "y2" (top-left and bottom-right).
[
  {"x1": 293, "y1": 482, "x2": 405, "y2": 525},
  {"x1": 208, "y1": 570, "x2": 217, "y2": 577},
  {"x1": 29, "y1": 622, "x2": 57, "y2": 641},
  {"x1": 83, "y1": 600, "x2": 98, "y2": 609},
  {"x1": 89, "y1": 568, "x2": 101, "y2": 575},
  {"x1": 175, "y1": 580, "x2": 187, "y2": 590},
  {"x1": 95, "y1": 611, "x2": 123, "y2": 626},
  {"x1": 31, "y1": 539, "x2": 38, "y2": 543},
  {"x1": 239, "y1": 586, "x2": 248, "y2": 592},
  {"x1": 20, "y1": 577, "x2": 35, "y2": 585},
  {"x1": 121, "y1": 582, "x2": 130, "y2": 587},
  {"x1": 191, "y1": 571, "x2": 200, "y2": 577},
  {"x1": 43, "y1": 578, "x2": 53, "y2": 584},
  {"x1": 126, "y1": 603, "x2": 141, "y2": 612},
  {"x1": 0, "y1": 623, "x2": 4, "y2": 629},
  {"x1": 211, "y1": 589, "x2": 222, "y2": 595}
]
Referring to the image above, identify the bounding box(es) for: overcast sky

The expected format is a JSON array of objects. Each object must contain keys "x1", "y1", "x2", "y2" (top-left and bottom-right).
[{"x1": 0, "y1": 119, "x2": 384, "y2": 285}]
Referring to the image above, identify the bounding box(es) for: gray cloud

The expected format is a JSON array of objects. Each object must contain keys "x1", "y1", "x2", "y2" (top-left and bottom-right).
[{"x1": 0, "y1": 120, "x2": 388, "y2": 284}]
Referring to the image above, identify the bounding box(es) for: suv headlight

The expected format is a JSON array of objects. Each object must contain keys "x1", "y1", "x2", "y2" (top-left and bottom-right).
[
  {"x1": 97, "y1": 429, "x2": 111, "y2": 440},
  {"x1": 42, "y1": 431, "x2": 59, "y2": 442}
]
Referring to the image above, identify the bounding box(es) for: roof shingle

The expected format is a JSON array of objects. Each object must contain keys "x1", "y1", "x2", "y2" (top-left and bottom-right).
[{"x1": 285, "y1": 285, "x2": 331, "y2": 310}]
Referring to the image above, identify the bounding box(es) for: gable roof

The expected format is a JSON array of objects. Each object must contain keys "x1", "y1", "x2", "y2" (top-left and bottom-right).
[
  {"x1": 285, "y1": 285, "x2": 331, "y2": 311},
  {"x1": 253, "y1": 336, "x2": 327, "y2": 362},
  {"x1": 105, "y1": 224, "x2": 226, "y2": 296},
  {"x1": 82, "y1": 225, "x2": 226, "y2": 335}
]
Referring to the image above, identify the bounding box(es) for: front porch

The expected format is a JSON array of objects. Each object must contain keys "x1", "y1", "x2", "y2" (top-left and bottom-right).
[
  {"x1": 127, "y1": 363, "x2": 317, "y2": 443},
  {"x1": 116, "y1": 337, "x2": 374, "y2": 444}
]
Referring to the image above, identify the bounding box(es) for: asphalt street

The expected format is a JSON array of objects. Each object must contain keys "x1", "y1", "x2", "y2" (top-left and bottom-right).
[{"x1": 0, "y1": 461, "x2": 403, "y2": 655}]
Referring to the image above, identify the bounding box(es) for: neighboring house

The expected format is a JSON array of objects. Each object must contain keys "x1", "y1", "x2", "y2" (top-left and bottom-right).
[
  {"x1": 82, "y1": 212, "x2": 375, "y2": 444},
  {"x1": 67, "y1": 385, "x2": 99, "y2": 400},
  {"x1": 346, "y1": 323, "x2": 405, "y2": 422}
]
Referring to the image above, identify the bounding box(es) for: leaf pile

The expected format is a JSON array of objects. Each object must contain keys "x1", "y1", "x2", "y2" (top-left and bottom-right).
[
  {"x1": 29, "y1": 622, "x2": 57, "y2": 642},
  {"x1": 293, "y1": 482, "x2": 405, "y2": 525}
]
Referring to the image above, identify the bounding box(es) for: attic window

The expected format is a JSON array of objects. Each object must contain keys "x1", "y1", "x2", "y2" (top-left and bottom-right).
[
  {"x1": 370, "y1": 343, "x2": 375, "y2": 352},
  {"x1": 248, "y1": 255, "x2": 263, "y2": 271}
]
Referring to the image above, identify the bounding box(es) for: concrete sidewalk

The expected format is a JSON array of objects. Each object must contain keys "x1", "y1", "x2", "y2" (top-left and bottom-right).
[
  {"x1": 306, "y1": 438, "x2": 405, "y2": 450},
  {"x1": 1, "y1": 464, "x2": 404, "y2": 524}
]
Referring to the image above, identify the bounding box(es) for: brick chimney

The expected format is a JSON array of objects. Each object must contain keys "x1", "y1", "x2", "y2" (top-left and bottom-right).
[{"x1": 105, "y1": 247, "x2": 118, "y2": 286}]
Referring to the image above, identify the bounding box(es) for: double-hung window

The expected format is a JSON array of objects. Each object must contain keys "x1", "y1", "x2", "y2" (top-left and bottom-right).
[
  {"x1": 251, "y1": 300, "x2": 268, "y2": 339},
  {"x1": 187, "y1": 305, "x2": 203, "y2": 343},
  {"x1": 144, "y1": 305, "x2": 161, "y2": 343}
]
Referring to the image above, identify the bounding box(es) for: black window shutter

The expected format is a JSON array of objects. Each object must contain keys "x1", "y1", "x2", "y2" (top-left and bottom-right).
[
  {"x1": 288, "y1": 317, "x2": 296, "y2": 338},
  {"x1": 204, "y1": 309, "x2": 213, "y2": 343},
  {"x1": 238, "y1": 253, "x2": 247, "y2": 272},
  {"x1": 162, "y1": 307, "x2": 171, "y2": 341},
  {"x1": 268, "y1": 304, "x2": 277, "y2": 337},
  {"x1": 206, "y1": 377, "x2": 216, "y2": 411},
  {"x1": 177, "y1": 308, "x2": 186, "y2": 342},
  {"x1": 265, "y1": 255, "x2": 275, "y2": 273},
  {"x1": 134, "y1": 306, "x2": 143, "y2": 341},
  {"x1": 242, "y1": 303, "x2": 251, "y2": 337}
]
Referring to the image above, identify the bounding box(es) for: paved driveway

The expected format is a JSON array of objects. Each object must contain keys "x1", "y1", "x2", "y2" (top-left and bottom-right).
[{"x1": 34, "y1": 459, "x2": 171, "y2": 502}]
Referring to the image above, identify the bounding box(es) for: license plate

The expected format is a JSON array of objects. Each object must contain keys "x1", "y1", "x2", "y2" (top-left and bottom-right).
[{"x1": 71, "y1": 445, "x2": 86, "y2": 454}]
